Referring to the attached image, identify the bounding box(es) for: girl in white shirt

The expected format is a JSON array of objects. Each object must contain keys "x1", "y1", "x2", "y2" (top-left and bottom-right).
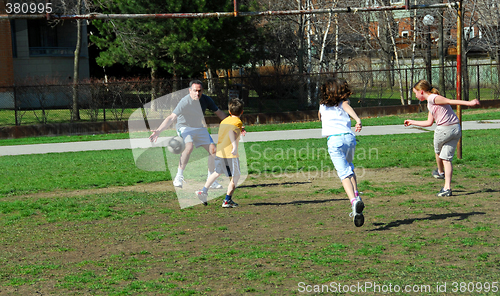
[{"x1": 318, "y1": 78, "x2": 364, "y2": 227}]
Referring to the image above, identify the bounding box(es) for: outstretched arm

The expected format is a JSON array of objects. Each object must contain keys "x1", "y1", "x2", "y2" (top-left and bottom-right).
[
  {"x1": 434, "y1": 96, "x2": 481, "y2": 107},
  {"x1": 341, "y1": 100, "x2": 362, "y2": 132},
  {"x1": 214, "y1": 109, "x2": 227, "y2": 121},
  {"x1": 149, "y1": 113, "x2": 177, "y2": 142},
  {"x1": 404, "y1": 111, "x2": 434, "y2": 127}
]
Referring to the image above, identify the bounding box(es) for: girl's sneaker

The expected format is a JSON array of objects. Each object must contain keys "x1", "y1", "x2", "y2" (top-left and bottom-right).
[
  {"x1": 432, "y1": 169, "x2": 445, "y2": 179},
  {"x1": 350, "y1": 199, "x2": 365, "y2": 227},
  {"x1": 437, "y1": 188, "x2": 452, "y2": 197},
  {"x1": 349, "y1": 212, "x2": 365, "y2": 227},
  {"x1": 222, "y1": 199, "x2": 238, "y2": 208},
  {"x1": 352, "y1": 199, "x2": 364, "y2": 215}
]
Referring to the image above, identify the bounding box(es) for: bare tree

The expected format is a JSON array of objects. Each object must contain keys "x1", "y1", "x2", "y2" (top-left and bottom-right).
[
  {"x1": 473, "y1": 0, "x2": 500, "y2": 98},
  {"x1": 51, "y1": 0, "x2": 90, "y2": 121},
  {"x1": 72, "y1": 0, "x2": 82, "y2": 120}
]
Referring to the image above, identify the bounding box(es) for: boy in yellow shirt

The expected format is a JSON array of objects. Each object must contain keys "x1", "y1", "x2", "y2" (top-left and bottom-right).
[{"x1": 196, "y1": 98, "x2": 244, "y2": 207}]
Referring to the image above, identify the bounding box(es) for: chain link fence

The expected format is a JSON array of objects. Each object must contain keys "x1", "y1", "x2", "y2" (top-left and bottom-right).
[{"x1": 1, "y1": 63, "x2": 499, "y2": 127}]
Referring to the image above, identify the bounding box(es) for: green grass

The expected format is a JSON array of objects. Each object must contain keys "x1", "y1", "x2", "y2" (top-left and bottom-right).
[
  {"x1": 1, "y1": 129, "x2": 498, "y2": 197},
  {"x1": 0, "y1": 108, "x2": 138, "y2": 127},
  {"x1": 0, "y1": 150, "x2": 170, "y2": 195}
]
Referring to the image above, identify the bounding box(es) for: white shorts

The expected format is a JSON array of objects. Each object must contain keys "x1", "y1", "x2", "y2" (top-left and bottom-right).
[
  {"x1": 327, "y1": 133, "x2": 356, "y2": 180},
  {"x1": 214, "y1": 157, "x2": 240, "y2": 178},
  {"x1": 177, "y1": 127, "x2": 214, "y2": 148},
  {"x1": 434, "y1": 123, "x2": 461, "y2": 161}
]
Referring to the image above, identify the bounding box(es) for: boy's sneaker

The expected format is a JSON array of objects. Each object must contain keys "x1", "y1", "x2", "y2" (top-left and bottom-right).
[
  {"x1": 210, "y1": 180, "x2": 223, "y2": 189},
  {"x1": 195, "y1": 190, "x2": 208, "y2": 206},
  {"x1": 437, "y1": 188, "x2": 452, "y2": 197},
  {"x1": 432, "y1": 169, "x2": 445, "y2": 179},
  {"x1": 173, "y1": 175, "x2": 184, "y2": 188},
  {"x1": 222, "y1": 199, "x2": 238, "y2": 208},
  {"x1": 350, "y1": 212, "x2": 365, "y2": 227}
]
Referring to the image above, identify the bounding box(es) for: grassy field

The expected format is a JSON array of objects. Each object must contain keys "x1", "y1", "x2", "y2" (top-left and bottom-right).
[{"x1": 0, "y1": 113, "x2": 499, "y2": 295}]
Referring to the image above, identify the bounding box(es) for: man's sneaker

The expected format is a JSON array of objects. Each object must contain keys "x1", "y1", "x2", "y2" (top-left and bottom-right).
[
  {"x1": 222, "y1": 199, "x2": 238, "y2": 208},
  {"x1": 195, "y1": 190, "x2": 208, "y2": 206},
  {"x1": 210, "y1": 180, "x2": 223, "y2": 189},
  {"x1": 350, "y1": 212, "x2": 365, "y2": 227},
  {"x1": 432, "y1": 169, "x2": 445, "y2": 179},
  {"x1": 437, "y1": 188, "x2": 452, "y2": 197},
  {"x1": 173, "y1": 175, "x2": 184, "y2": 188}
]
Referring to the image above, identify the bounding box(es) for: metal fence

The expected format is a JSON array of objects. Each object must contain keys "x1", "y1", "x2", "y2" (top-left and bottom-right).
[{"x1": 1, "y1": 63, "x2": 499, "y2": 127}]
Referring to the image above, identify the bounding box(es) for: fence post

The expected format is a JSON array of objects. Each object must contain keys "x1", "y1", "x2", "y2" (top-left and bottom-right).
[
  {"x1": 103, "y1": 84, "x2": 106, "y2": 122},
  {"x1": 14, "y1": 84, "x2": 18, "y2": 126},
  {"x1": 477, "y1": 64, "x2": 480, "y2": 101},
  {"x1": 405, "y1": 68, "x2": 409, "y2": 105}
]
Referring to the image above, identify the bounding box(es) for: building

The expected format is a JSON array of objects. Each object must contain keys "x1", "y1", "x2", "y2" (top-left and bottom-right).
[{"x1": 0, "y1": 9, "x2": 90, "y2": 108}]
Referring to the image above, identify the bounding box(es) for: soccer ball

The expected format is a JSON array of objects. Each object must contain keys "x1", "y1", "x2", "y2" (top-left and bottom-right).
[{"x1": 167, "y1": 136, "x2": 185, "y2": 154}]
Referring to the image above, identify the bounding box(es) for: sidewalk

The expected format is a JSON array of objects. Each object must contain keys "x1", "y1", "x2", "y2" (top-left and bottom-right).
[{"x1": 1, "y1": 120, "x2": 499, "y2": 156}]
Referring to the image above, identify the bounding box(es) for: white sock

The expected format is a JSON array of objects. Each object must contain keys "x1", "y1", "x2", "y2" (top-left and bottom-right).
[{"x1": 177, "y1": 168, "x2": 184, "y2": 177}]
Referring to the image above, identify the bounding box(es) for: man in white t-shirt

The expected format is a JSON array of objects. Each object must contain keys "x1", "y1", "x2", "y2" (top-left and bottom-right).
[{"x1": 149, "y1": 80, "x2": 227, "y2": 189}]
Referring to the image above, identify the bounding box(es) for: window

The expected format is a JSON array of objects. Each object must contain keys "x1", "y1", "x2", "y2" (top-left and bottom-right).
[
  {"x1": 401, "y1": 31, "x2": 409, "y2": 38},
  {"x1": 464, "y1": 27, "x2": 475, "y2": 39},
  {"x1": 28, "y1": 20, "x2": 58, "y2": 48},
  {"x1": 10, "y1": 20, "x2": 17, "y2": 58},
  {"x1": 27, "y1": 20, "x2": 74, "y2": 56}
]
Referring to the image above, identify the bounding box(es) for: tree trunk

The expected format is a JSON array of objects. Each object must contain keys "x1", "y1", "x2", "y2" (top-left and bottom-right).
[
  {"x1": 334, "y1": 12, "x2": 340, "y2": 71},
  {"x1": 206, "y1": 67, "x2": 215, "y2": 95},
  {"x1": 384, "y1": 11, "x2": 405, "y2": 105},
  {"x1": 496, "y1": 51, "x2": 500, "y2": 99},
  {"x1": 410, "y1": 2, "x2": 417, "y2": 103},
  {"x1": 224, "y1": 69, "x2": 230, "y2": 103},
  {"x1": 172, "y1": 55, "x2": 179, "y2": 92},
  {"x1": 71, "y1": 0, "x2": 82, "y2": 121},
  {"x1": 297, "y1": 0, "x2": 305, "y2": 109},
  {"x1": 438, "y1": 9, "x2": 446, "y2": 97},
  {"x1": 462, "y1": 43, "x2": 469, "y2": 101},
  {"x1": 306, "y1": 0, "x2": 312, "y2": 106},
  {"x1": 318, "y1": 12, "x2": 332, "y2": 73},
  {"x1": 150, "y1": 66, "x2": 157, "y2": 111}
]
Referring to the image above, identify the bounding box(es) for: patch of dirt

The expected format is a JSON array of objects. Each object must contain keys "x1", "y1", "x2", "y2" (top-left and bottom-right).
[
  {"x1": 2, "y1": 167, "x2": 499, "y2": 295},
  {"x1": 7, "y1": 181, "x2": 176, "y2": 200}
]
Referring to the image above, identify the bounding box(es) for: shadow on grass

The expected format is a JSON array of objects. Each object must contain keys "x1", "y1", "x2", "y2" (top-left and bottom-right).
[
  {"x1": 370, "y1": 211, "x2": 486, "y2": 231},
  {"x1": 239, "y1": 181, "x2": 312, "y2": 188},
  {"x1": 242, "y1": 181, "x2": 343, "y2": 206},
  {"x1": 248, "y1": 198, "x2": 345, "y2": 206},
  {"x1": 454, "y1": 188, "x2": 500, "y2": 196}
]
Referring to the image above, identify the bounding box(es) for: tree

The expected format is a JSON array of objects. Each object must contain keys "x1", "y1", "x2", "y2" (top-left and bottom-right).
[
  {"x1": 53, "y1": 0, "x2": 90, "y2": 121},
  {"x1": 72, "y1": 0, "x2": 83, "y2": 120},
  {"x1": 475, "y1": 0, "x2": 500, "y2": 99},
  {"x1": 91, "y1": 0, "x2": 256, "y2": 92}
]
